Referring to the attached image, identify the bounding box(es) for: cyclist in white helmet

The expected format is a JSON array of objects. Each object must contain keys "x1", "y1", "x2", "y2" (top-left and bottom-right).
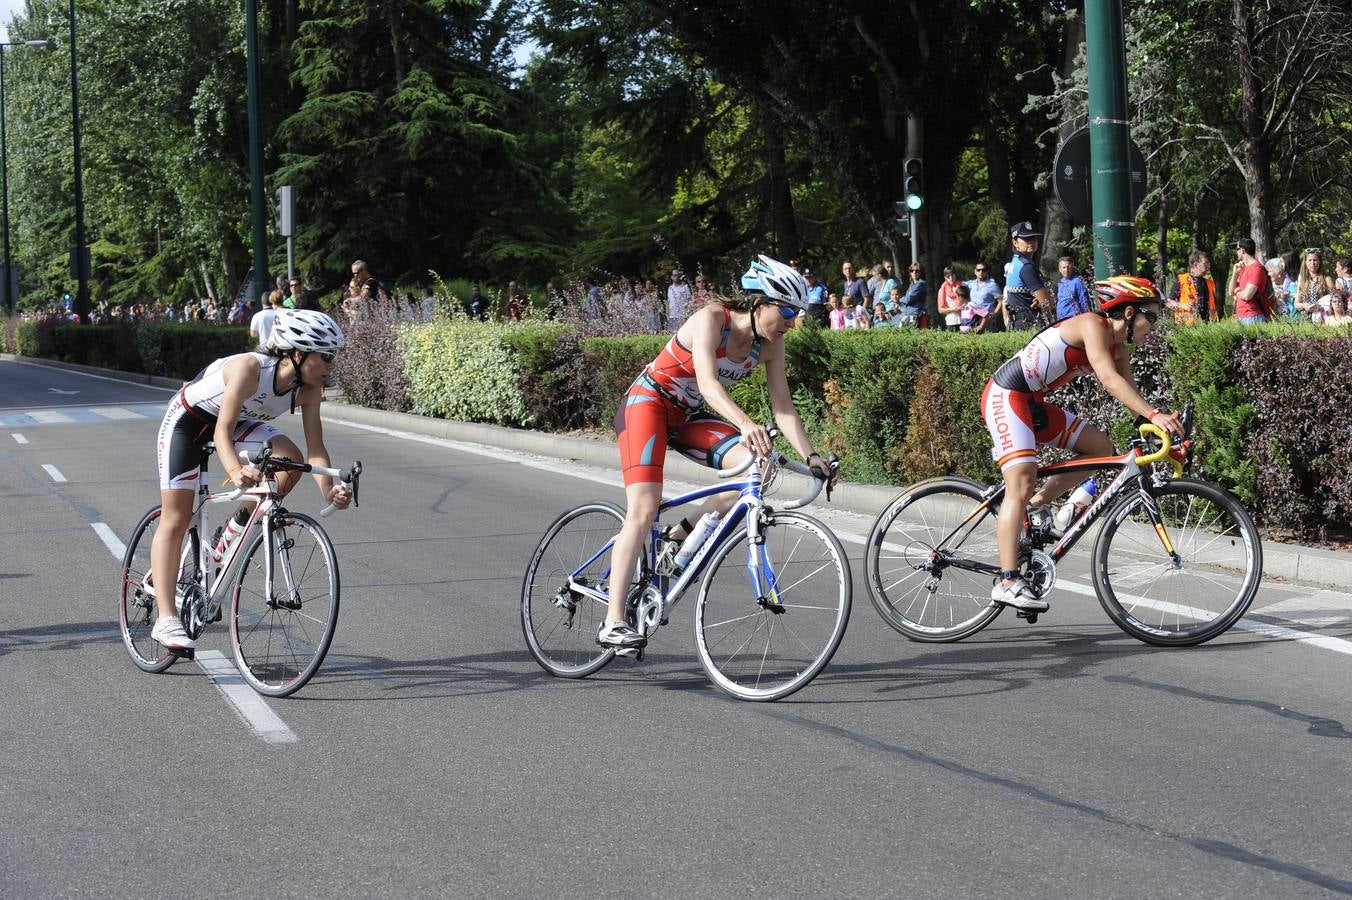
[
  {"x1": 602, "y1": 255, "x2": 839, "y2": 651},
  {"x1": 147, "y1": 309, "x2": 353, "y2": 651}
]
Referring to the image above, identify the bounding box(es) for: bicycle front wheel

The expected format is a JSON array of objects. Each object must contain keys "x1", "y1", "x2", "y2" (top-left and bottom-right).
[
  {"x1": 521, "y1": 502, "x2": 627, "y2": 678},
  {"x1": 865, "y1": 478, "x2": 1002, "y2": 642},
  {"x1": 231, "y1": 511, "x2": 340, "y2": 697},
  {"x1": 1093, "y1": 477, "x2": 1262, "y2": 646},
  {"x1": 693, "y1": 511, "x2": 851, "y2": 702},
  {"x1": 118, "y1": 507, "x2": 196, "y2": 673}
]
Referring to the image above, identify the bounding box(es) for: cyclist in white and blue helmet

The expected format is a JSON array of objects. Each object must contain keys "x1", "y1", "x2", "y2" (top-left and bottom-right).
[
  {"x1": 600, "y1": 254, "x2": 837, "y2": 651},
  {"x1": 145, "y1": 307, "x2": 352, "y2": 652}
]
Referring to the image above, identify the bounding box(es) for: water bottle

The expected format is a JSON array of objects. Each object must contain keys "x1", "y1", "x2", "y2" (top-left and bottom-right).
[
  {"x1": 1053, "y1": 478, "x2": 1097, "y2": 534},
  {"x1": 672, "y1": 511, "x2": 720, "y2": 571}
]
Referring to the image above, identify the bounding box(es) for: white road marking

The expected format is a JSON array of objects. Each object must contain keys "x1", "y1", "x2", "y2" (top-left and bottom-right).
[
  {"x1": 48, "y1": 387, "x2": 80, "y2": 395},
  {"x1": 11, "y1": 433, "x2": 27, "y2": 443},
  {"x1": 194, "y1": 651, "x2": 299, "y2": 744},
  {"x1": 29, "y1": 410, "x2": 74, "y2": 424},
  {"x1": 88, "y1": 406, "x2": 141, "y2": 420},
  {"x1": 42, "y1": 463, "x2": 67, "y2": 482},
  {"x1": 91, "y1": 523, "x2": 126, "y2": 559}
]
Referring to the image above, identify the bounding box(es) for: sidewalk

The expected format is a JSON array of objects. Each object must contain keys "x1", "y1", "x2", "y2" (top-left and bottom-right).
[{"x1": 7, "y1": 353, "x2": 1350, "y2": 589}]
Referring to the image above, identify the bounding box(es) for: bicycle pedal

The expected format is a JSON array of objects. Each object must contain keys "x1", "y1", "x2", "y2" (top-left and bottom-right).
[
  {"x1": 614, "y1": 646, "x2": 641, "y2": 660},
  {"x1": 171, "y1": 647, "x2": 196, "y2": 661},
  {"x1": 1015, "y1": 610, "x2": 1039, "y2": 624}
]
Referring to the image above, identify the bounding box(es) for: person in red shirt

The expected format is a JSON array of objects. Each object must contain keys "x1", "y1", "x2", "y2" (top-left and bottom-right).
[{"x1": 1231, "y1": 237, "x2": 1272, "y2": 323}]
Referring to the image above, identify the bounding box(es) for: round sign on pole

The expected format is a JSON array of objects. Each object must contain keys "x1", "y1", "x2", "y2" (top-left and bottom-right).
[{"x1": 1053, "y1": 126, "x2": 1147, "y2": 225}]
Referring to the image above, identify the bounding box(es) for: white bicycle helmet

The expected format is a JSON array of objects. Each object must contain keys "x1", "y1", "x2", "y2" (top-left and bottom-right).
[
  {"x1": 740, "y1": 254, "x2": 810, "y2": 311},
  {"x1": 269, "y1": 309, "x2": 346, "y2": 354}
]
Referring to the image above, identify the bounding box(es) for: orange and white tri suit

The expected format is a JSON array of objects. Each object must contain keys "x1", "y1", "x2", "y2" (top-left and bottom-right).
[
  {"x1": 615, "y1": 308, "x2": 763, "y2": 485},
  {"x1": 981, "y1": 313, "x2": 1109, "y2": 472}
]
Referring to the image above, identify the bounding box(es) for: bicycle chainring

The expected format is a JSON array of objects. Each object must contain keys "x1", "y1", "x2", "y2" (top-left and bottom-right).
[
  {"x1": 635, "y1": 585, "x2": 665, "y2": 637},
  {"x1": 179, "y1": 584, "x2": 207, "y2": 639},
  {"x1": 1024, "y1": 550, "x2": 1057, "y2": 598}
]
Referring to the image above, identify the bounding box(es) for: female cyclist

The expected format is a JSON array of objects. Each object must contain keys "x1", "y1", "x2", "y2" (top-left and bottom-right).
[
  {"x1": 602, "y1": 255, "x2": 838, "y2": 651},
  {"x1": 147, "y1": 309, "x2": 352, "y2": 651},
  {"x1": 981, "y1": 275, "x2": 1184, "y2": 612}
]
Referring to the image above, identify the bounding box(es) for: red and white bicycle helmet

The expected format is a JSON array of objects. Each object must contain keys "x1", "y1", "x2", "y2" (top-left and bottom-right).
[{"x1": 1092, "y1": 275, "x2": 1161, "y2": 314}]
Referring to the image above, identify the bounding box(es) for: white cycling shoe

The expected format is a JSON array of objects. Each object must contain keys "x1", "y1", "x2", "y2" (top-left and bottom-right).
[
  {"x1": 597, "y1": 620, "x2": 647, "y2": 650},
  {"x1": 991, "y1": 578, "x2": 1049, "y2": 612},
  {"x1": 150, "y1": 615, "x2": 196, "y2": 652}
]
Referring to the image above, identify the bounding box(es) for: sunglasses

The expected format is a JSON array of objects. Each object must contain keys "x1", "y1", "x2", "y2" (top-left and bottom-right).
[
  {"x1": 1137, "y1": 309, "x2": 1159, "y2": 325},
  {"x1": 773, "y1": 303, "x2": 799, "y2": 320},
  {"x1": 314, "y1": 351, "x2": 337, "y2": 363}
]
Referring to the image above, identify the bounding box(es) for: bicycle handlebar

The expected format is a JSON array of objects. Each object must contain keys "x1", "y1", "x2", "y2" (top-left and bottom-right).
[
  {"x1": 715, "y1": 421, "x2": 839, "y2": 507},
  {"x1": 235, "y1": 450, "x2": 362, "y2": 517}
]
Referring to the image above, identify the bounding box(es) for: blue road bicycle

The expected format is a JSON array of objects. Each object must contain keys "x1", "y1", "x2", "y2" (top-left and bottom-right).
[{"x1": 521, "y1": 434, "x2": 850, "y2": 701}]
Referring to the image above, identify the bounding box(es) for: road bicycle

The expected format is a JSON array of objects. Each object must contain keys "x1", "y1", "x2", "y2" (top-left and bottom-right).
[
  {"x1": 865, "y1": 408, "x2": 1263, "y2": 646},
  {"x1": 521, "y1": 432, "x2": 850, "y2": 701},
  {"x1": 118, "y1": 445, "x2": 362, "y2": 697}
]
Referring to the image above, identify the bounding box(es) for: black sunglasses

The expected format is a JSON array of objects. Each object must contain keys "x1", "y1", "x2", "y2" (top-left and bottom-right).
[
  {"x1": 314, "y1": 351, "x2": 337, "y2": 363},
  {"x1": 1137, "y1": 308, "x2": 1158, "y2": 325}
]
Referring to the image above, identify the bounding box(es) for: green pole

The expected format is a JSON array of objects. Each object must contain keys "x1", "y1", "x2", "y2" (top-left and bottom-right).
[
  {"x1": 245, "y1": 0, "x2": 268, "y2": 305},
  {"x1": 70, "y1": 0, "x2": 90, "y2": 322},
  {"x1": 1084, "y1": 0, "x2": 1134, "y2": 276}
]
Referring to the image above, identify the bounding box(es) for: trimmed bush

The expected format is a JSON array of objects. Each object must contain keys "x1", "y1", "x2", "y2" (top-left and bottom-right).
[{"x1": 134, "y1": 323, "x2": 252, "y2": 380}]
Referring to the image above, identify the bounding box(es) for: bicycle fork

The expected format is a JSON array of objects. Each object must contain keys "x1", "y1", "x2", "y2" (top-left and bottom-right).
[
  {"x1": 744, "y1": 510, "x2": 786, "y2": 615},
  {"x1": 263, "y1": 513, "x2": 303, "y2": 611}
]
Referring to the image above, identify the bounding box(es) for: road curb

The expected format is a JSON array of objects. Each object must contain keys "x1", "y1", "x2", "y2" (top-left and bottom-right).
[{"x1": 8, "y1": 354, "x2": 1348, "y2": 589}]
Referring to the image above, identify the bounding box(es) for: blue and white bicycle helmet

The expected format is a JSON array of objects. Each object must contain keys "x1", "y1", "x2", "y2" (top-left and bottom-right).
[{"x1": 740, "y1": 255, "x2": 810, "y2": 311}]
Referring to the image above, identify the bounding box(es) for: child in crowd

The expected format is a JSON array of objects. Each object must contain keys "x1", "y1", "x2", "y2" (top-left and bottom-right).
[
  {"x1": 872, "y1": 301, "x2": 892, "y2": 328},
  {"x1": 956, "y1": 284, "x2": 974, "y2": 332},
  {"x1": 828, "y1": 294, "x2": 846, "y2": 329}
]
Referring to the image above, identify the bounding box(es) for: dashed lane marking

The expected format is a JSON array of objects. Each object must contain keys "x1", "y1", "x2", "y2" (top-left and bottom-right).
[
  {"x1": 11, "y1": 433, "x2": 27, "y2": 444},
  {"x1": 91, "y1": 523, "x2": 126, "y2": 559},
  {"x1": 42, "y1": 464, "x2": 67, "y2": 483}
]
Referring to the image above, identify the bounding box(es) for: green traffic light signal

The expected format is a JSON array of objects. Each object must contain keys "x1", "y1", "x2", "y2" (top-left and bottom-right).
[{"x1": 905, "y1": 193, "x2": 923, "y2": 211}]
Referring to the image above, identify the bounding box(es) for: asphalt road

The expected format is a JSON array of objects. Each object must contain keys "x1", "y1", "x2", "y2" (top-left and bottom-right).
[{"x1": 2, "y1": 358, "x2": 1350, "y2": 898}]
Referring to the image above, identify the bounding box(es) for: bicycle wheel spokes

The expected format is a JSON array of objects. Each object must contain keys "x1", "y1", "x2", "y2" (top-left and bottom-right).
[
  {"x1": 521, "y1": 502, "x2": 625, "y2": 678},
  {"x1": 231, "y1": 512, "x2": 340, "y2": 697},
  {"x1": 118, "y1": 508, "x2": 193, "y2": 673},
  {"x1": 865, "y1": 479, "x2": 1002, "y2": 642},
  {"x1": 694, "y1": 511, "x2": 850, "y2": 701},
  {"x1": 1094, "y1": 478, "x2": 1262, "y2": 646}
]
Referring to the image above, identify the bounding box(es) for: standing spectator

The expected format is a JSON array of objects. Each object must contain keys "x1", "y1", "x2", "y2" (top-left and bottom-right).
[
  {"x1": 1335, "y1": 256, "x2": 1352, "y2": 297},
  {"x1": 343, "y1": 260, "x2": 389, "y2": 314},
  {"x1": 506, "y1": 281, "x2": 527, "y2": 321},
  {"x1": 839, "y1": 260, "x2": 871, "y2": 313},
  {"x1": 803, "y1": 268, "x2": 829, "y2": 327},
  {"x1": 583, "y1": 277, "x2": 601, "y2": 321},
  {"x1": 666, "y1": 270, "x2": 692, "y2": 324},
  {"x1": 828, "y1": 294, "x2": 846, "y2": 329},
  {"x1": 250, "y1": 290, "x2": 284, "y2": 347},
  {"x1": 1232, "y1": 237, "x2": 1273, "y2": 324},
  {"x1": 1294, "y1": 248, "x2": 1335, "y2": 323},
  {"x1": 1055, "y1": 255, "x2": 1092, "y2": 319},
  {"x1": 870, "y1": 263, "x2": 898, "y2": 307},
  {"x1": 1005, "y1": 221, "x2": 1051, "y2": 330},
  {"x1": 936, "y1": 265, "x2": 964, "y2": 331},
  {"x1": 965, "y1": 261, "x2": 1001, "y2": 334},
  {"x1": 955, "y1": 284, "x2": 974, "y2": 332},
  {"x1": 1166, "y1": 250, "x2": 1220, "y2": 325},
  {"x1": 1324, "y1": 291, "x2": 1351, "y2": 327},
  {"x1": 469, "y1": 283, "x2": 488, "y2": 320},
  {"x1": 691, "y1": 273, "x2": 712, "y2": 309},
  {"x1": 422, "y1": 285, "x2": 438, "y2": 319},
  {"x1": 897, "y1": 261, "x2": 927, "y2": 326}
]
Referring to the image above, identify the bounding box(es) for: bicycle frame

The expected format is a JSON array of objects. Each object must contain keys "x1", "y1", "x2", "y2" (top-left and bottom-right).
[{"x1": 185, "y1": 474, "x2": 284, "y2": 621}]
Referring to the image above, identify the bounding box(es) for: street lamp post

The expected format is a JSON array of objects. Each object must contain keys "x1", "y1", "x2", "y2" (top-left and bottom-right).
[
  {"x1": 69, "y1": 0, "x2": 90, "y2": 323},
  {"x1": 0, "y1": 39, "x2": 53, "y2": 315}
]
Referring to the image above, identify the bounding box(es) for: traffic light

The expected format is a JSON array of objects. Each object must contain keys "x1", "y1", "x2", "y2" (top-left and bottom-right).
[
  {"x1": 892, "y1": 201, "x2": 911, "y2": 236},
  {"x1": 903, "y1": 157, "x2": 924, "y2": 210}
]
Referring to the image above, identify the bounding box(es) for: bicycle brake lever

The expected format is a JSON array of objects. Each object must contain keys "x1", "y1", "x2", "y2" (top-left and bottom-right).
[{"x1": 350, "y1": 461, "x2": 362, "y2": 508}]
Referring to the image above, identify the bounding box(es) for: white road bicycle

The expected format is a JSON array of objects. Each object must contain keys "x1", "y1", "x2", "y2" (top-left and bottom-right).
[{"x1": 118, "y1": 446, "x2": 362, "y2": 697}]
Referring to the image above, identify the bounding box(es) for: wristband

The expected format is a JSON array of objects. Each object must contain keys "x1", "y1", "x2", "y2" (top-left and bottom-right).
[{"x1": 227, "y1": 462, "x2": 243, "y2": 475}]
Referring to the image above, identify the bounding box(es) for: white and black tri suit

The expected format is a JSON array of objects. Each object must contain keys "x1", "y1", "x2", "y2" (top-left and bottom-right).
[{"x1": 155, "y1": 352, "x2": 297, "y2": 490}]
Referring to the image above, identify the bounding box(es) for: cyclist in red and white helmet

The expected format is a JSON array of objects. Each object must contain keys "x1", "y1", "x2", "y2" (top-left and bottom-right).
[
  {"x1": 980, "y1": 274, "x2": 1184, "y2": 612},
  {"x1": 600, "y1": 255, "x2": 837, "y2": 651},
  {"x1": 146, "y1": 309, "x2": 352, "y2": 652}
]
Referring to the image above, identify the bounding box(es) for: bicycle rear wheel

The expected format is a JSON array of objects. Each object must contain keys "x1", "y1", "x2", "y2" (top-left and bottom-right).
[
  {"x1": 521, "y1": 502, "x2": 627, "y2": 678},
  {"x1": 1093, "y1": 477, "x2": 1262, "y2": 646},
  {"x1": 693, "y1": 511, "x2": 851, "y2": 701},
  {"x1": 865, "y1": 478, "x2": 1002, "y2": 642},
  {"x1": 231, "y1": 511, "x2": 340, "y2": 697},
  {"x1": 118, "y1": 507, "x2": 196, "y2": 673}
]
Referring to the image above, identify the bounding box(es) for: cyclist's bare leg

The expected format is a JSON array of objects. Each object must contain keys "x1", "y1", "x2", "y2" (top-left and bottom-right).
[
  {"x1": 667, "y1": 444, "x2": 752, "y2": 539},
  {"x1": 606, "y1": 481, "x2": 663, "y2": 624},
  {"x1": 1027, "y1": 424, "x2": 1116, "y2": 508},
  {"x1": 149, "y1": 488, "x2": 195, "y2": 620},
  {"x1": 997, "y1": 461, "x2": 1037, "y2": 577},
  {"x1": 266, "y1": 434, "x2": 305, "y2": 498}
]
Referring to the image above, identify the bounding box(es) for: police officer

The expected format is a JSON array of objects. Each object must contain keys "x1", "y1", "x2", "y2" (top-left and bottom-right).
[{"x1": 1005, "y1": 221, "x2": 1052, "y2": 331}]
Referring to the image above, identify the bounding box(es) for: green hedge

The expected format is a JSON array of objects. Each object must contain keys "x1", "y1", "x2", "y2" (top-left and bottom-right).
[
  {"x1": 7, "y1": 316, "x2": 251, "y2": 381},
  {"x1": 356, "y1": 316, "x2": 1352, "y2": 537}
]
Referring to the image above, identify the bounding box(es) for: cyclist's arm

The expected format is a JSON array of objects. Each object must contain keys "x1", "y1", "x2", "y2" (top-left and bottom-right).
[
  {"x1": 763, "y1": 343, "x2": 835, "y2": 483},
  {"x1": 298, "y1": 383, "x2": 350, "y2": 508},
  {"x1": 1079, "y1": 318, "x2": 1157, "y2": 422},
  {"x1": 215, "y1": 356, "x2": 263, "y2": 486}
]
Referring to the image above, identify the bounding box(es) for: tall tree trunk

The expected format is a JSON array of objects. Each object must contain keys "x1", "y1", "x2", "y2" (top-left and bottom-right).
[
  {"x1": 1234, "y1": 0, "x2": 1274, "y2": 258},
  {"x1": 1155, "y1": 159, "x2": 1170, "y2": 291},
  {"x1": 763, "y1": 112, "x2": 800, "y2": 263},
  {"x1": 387, "y1": 7, "x2": 404, "y2": 90},
  {"x1": 1043, "y1": 1, "x2": 1086, "y2": 271}
]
